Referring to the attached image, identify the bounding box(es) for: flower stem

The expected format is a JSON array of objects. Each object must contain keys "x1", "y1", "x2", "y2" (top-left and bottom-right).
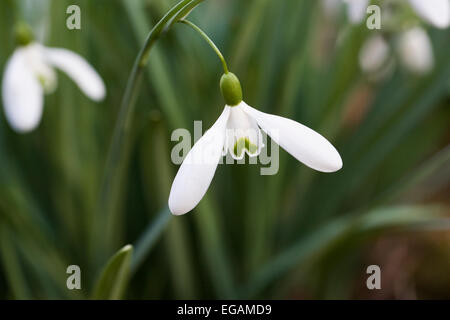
[
  {"x1": 96, "y1": 0, "x2": 204, "y2": 263},
  {"x1": 179, "y1": 19, "x2": 229, "y2": 74}
]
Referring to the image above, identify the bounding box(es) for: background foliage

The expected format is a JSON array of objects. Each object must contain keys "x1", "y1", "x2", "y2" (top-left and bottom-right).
[{"x1": 0, "y1": 0, "x2": 449, "y2": 299}]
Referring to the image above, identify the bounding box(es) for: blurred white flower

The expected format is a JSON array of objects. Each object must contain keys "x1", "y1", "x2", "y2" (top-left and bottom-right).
[
  {"x1": 339, "y1": 0, "x2": 450, "y2": 28},
  {"x1": 359, "y1": 34, "x2": 390, "y2": 74},
  {"x1": 2, "y1": 42, "x2": 106, "y2": 133},
  {"x1": 408, "y1": 0, "x2": 450, "y2": 29},
  {"x1": 343, "y1": 0, "x2": 369, "y2": 24},
  {"x1": 397, "y1": 27, "x2": 434, "y2": 74},
  {"x1": 359, "y1": 26, "x2": 434, "y2": 76},
  {"x1": 168, "y1": 73, "x2": 342, "y2": 215}
]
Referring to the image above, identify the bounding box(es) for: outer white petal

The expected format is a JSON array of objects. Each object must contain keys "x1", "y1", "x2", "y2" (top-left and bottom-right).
[
  {"x1": 241, "y1": 102, "x2": 342, "y2": 173},
  {"x1": 344, "y1": 0, "x2": 369, "y2": 23},
  {"x1": 2, "y1": 48, "x2": 44, "y2": 133},
  {"x1": 359, "y1": 34, "x2": 390, "y2": 74},
  {"x1": 398, "y1": 27, "x2": 434, "y2": 74},
  {"x1": 409, "y1": 0, "x2": 450, "y2": 29},
  {"x1": 168, "y1": 107, "x2": 231, "y2": 215},
  {"x1": 43, "y1": 47, "x2": 106, "y2": 101}
]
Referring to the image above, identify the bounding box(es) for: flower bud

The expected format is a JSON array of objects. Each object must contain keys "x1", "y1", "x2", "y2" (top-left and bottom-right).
[{"x1": 220, "y1": 72, "x2": 242, "y2": 106}]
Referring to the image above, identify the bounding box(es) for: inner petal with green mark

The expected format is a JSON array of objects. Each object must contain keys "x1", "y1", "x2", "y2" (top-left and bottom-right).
[
  {"x1": 234, "y1": 137, "x2": 258, "y2": 157},
  {"x1": 24, "y1": 43, "x2": 57, "y2": 93},
  {"x1": 224, "y1": 103, "x2": 264, "y2": 160}
]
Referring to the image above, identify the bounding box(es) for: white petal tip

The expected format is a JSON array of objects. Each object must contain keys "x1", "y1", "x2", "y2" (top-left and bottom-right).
[
  {"x1": 87, "y1": 80, "x2": 106, "y2": 101},
  {"x1": 90, "y1": 86, "x2": 106, "y2": 102},
  {"x1": 310, "y1": 147, "x2": 343, "y2": 173},
  {"x1": 10, "y1": 121, "x2": 40, "y2": 133},
  {"x1": 168, "y1": 199, "x2": 190, "y2": 216},
  {"x1": 323, "y1": 155, "x2": 343, "y2": 173}
]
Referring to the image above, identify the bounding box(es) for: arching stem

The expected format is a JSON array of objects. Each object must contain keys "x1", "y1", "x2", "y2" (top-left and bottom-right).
[
  {"x1": 179, "y1": 19, "x2": 229, "y2": 74},
  {"x1": 96, "y1": 0, "x2": 205, "y2": 264}
]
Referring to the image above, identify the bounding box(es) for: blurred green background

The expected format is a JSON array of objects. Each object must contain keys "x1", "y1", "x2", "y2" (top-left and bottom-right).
[{"x1": 0, "y1": 0, "x2": 449, "y2": 299}]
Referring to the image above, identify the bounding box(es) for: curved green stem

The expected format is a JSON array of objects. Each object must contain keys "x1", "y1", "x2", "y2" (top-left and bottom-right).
[
  {"x1": 96, "y1": 0, "x2": 205, "y2": 263},
  {"x1": 179, "y1": 19, "x2": 229, "y2": 74}
]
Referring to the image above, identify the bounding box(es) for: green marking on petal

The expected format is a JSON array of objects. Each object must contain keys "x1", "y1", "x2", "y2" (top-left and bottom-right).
[
  {"x1": 233, "y1": 137, "x2": 258, "y2": 158},
  {"x1": 36, "y1": 71, "x2": 57, "y2": 94},
  {"x1": 38, "y1": 75, "x2": 46, "y2": 87},
  {"x1": 38, "y1": 74, "x2": 56, "y2": 94}
]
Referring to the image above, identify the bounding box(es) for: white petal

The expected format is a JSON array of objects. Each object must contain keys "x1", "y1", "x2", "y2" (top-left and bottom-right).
[
  {"x1": 241, "y1": 102, "x2": 342, "y2": 173},
  {"x1": 397, "y1": 27, "x2": 434, "y2": 74},
  {"x1": 2, "y1": 48, "x2": 44, "y2": 133},
  {"x1": 43, "y1": 47, "x2": 106, "y2": 101},
  {"x1": 359, "y1": 35, "x2": 390, "y2": 73},
  {"x1": 225, "y1": 105, "x2": 264, "y2": 160},
  {"x1": 168, "y1": 107, "x2": 231, "y2": 215},
  {"x1": 409, "y1": 0, "x2": 450, "y2": 29},
  {"x1": 344, "y1": 0, "x2": 369, "y2": 23}
]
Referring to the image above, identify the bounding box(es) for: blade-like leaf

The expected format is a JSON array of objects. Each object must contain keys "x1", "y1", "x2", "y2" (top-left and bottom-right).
[
  {"x1": 241, "y1": 205, "x2": 449, "y2": 297},
  {"x1": 92, "y1": 245, "x2": 133, "y2": 300}
]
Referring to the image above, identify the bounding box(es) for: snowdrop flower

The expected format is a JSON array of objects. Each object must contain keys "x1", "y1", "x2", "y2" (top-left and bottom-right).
[
  {"x1": 359, "y1": 26, "x2": 434, "y2": 76},
  {"x1": 342, "y1": 0, "x2": 450, "y2": 28},
  {"x1": 2, "y1": 25, "x2": 105, "y2": 132},
  {"x1": 343, "y1": 0, "x2": 369, "y2": 24},
  {"x1": 397, "y1": 27, "x2": 434, "y2": 74},
  {"x1": 408, "y1": 0, "x2": 450, "y2": 29},
  {"x1": 359, "y1": 34, "x2": 390, "y2": 74},
  {"x1": 169, "y1": 73, "x2": 342, "y2": 215}
]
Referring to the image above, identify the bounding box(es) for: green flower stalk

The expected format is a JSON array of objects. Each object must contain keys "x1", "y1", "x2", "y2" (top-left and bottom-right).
[{"x1": 98, "y1": 0, "x2": 206, "y2": 256}]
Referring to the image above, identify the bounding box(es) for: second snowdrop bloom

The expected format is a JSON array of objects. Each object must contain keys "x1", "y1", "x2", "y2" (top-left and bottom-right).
[
  {"x1": 359, "y1": 26, "x2": 434, "y2": 76},
  {"x1": 397, "y1": 27, "x2": 434, "y2": 74},
  {"x1": 341, "y1": 0, "x2": 450, "y2": 28},
  {"x1": 343, "y1": 0, "x2": 370, "y2": 24},
  {"x1": 169, "y1": 73, "x2": 343, "y2": 215},
  {"x1": 2, "y1": 28, "x2": 105, "y2": 133},
  {"x1": 359, "y1": 34, "x2": 391, "y2": 74},
  {"x1": 408, "y1": 0, "x2": 450, "y2": 29}
]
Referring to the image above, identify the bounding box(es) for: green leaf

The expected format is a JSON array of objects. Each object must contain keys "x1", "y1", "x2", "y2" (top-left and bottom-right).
[
  {"x1": 92, "y1": 245, "x2": 133, "y2": 300},
  {"x1": 241, "y1": 205, "x2": 449, "y2": 297},
  {"x1": 131, "y1": 208, "x2": 171, "y2": 274},
  {"x1": 0, "y1": 227, "x2": 31, "y2": 299}
]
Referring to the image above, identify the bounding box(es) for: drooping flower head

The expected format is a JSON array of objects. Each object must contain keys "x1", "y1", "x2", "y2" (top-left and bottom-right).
[
  {"x1": 2, "y1": 23, "x2": 106, "y2": 133},
  {"x1": 168, "y1": 72, "x2": 342, "y2": 215}
]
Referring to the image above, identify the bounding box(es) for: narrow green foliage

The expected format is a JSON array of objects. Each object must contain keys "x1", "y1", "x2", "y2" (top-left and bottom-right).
[{"x1": 92, "y1": 245, "x2": 133, "y2": 300}]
